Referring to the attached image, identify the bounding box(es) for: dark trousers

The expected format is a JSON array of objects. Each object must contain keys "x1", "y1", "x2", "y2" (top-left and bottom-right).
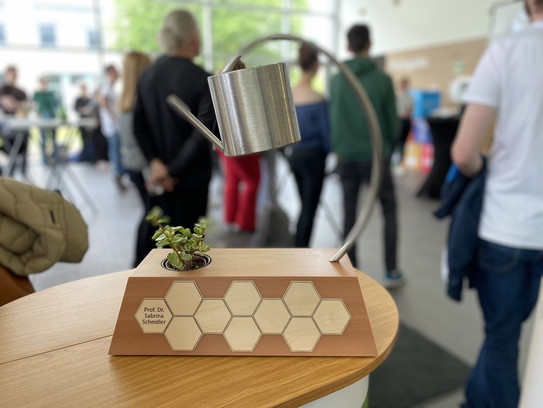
[
  {"x1": 337, "y1": 160, "x2": 398, "y2": 271},
  {"x1": 287, "y1": 146, "x2": 327, "y2": 247},
  {"x1": 398, "y1": 118, "x2": 411, "y2": 161},
  {"x1": 126, "y1": 170, "x2": 152, "y2": 267},
  {"x1": 39, "y1": 113, "x2": 58, "y2": 164},
  {"x1": 390, "y1": 118, "x2": 411, "y2": 163},
  {"x1": 91, "y1": 126, "x2": 108, "y2": 162},
  {"x1": 0, "y1": 130, "x2": 28, "y2": 177},
  {"x1": 78, "y1": 126, "x2": 94, "y2": 162},
  {"x1": 463, "y1": 239, "x2": 543, "y2": 408}
]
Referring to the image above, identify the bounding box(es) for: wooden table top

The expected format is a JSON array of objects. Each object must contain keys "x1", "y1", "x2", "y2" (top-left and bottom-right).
[{"x1": 0, "y1": 269, "x2": 398, "y2": 408}]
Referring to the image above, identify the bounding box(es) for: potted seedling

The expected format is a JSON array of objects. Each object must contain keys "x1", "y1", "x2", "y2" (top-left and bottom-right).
[{"x1": 146, "y1": 207, "x2": 211, "y2": 271}]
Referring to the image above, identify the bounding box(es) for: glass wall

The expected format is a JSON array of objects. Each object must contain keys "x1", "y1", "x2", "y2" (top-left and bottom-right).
[
  {"x1": 0, "y1": 24, "x2": 5, "y2": 45},
  {"x1": 112, "y1": 0, "x2": 338, "y2": 75}
]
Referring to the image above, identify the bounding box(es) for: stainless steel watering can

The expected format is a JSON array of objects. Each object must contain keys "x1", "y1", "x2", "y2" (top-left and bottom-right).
[{"x1": 167, "y1": 58, "x2": 301, "y2": 157}]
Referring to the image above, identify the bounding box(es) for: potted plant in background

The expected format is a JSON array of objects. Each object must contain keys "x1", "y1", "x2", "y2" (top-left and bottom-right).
[{"x1": 146, "y1": 207, "x2": 211, "y2": 271}]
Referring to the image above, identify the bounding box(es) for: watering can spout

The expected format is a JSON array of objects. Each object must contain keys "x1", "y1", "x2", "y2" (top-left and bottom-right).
[{"x1": 166, "y1": 94, "x2": 224, "y2": 152}]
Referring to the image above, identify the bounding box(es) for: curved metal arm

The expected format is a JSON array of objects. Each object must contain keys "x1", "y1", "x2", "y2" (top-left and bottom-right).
[{"x1": 237, "y1": 34, "x2": 383, "y2": 263}]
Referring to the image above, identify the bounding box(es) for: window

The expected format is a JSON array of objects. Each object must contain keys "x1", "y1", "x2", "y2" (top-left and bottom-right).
[
  {"x1": 0, "y1": 24, "x2": 5, "y2": 45},
  {"x1": 112, "y1": 0, "x2": 338, "y2": 76},
  {"x1": 39, "y1": 24, "x2": 56, "y2": 47},
  {"x1": 87, "y1": 28, "x2": 100, "y2": 49}
]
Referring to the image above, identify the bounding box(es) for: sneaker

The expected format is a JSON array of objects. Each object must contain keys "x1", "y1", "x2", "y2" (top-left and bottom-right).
[{"x1": 383, "y1": 270, "x2": 406, "y2": 289}]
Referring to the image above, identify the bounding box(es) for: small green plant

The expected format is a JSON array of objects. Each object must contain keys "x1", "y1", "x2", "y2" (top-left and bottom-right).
[{"x1": 146, "y1": 207, "x2": 211, "y2": 271}]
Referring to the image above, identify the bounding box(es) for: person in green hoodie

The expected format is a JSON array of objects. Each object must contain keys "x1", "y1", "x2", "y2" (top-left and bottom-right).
[
  {"x1": 33, "y1": 77, "x2": 58, "y2": 164},
  {"x1": 329, "y1": 24, "x2": 404, "y2": 288}
]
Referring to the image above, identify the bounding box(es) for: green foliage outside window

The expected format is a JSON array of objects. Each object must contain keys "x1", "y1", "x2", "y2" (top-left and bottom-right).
[
  {"x1": 111, "y1": 0, "x2": 306, "y2": 72},
  {"x1": 111, "y1": 0, "x2": 195, "y2": 54}
]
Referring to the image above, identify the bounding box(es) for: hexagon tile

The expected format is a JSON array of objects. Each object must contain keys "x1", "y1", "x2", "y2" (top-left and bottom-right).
[
  {"x1": 195, "y1": 299, "x2": 232, "y2": 333},
  {"x1": 283, "y1": 317, "x2": 321, "y2": 352},
  {"x1": 224, "y1": 317, "x2": 262, "y2": 352},
  {"x1": 224, "y1": 281, "x2": 262, "y2": 316},
  {"x1": 313, "y1": 299, "x2": 351, "y2": 335},
  {"x1": 254, "y1": 299, "x2": 291, "y2": 334},
  {"x1": 283, "y1": 281, "x2": 321, "y2": 316},
  {"x1": 164, "y1": 317, "x2": 202, "y2": 351},
  {"x1": 165, "y1": 281, "x2": 202, "y2": 315},
  {"x1": 135, "y1": 298, "x2": 172, "y2": 334}
]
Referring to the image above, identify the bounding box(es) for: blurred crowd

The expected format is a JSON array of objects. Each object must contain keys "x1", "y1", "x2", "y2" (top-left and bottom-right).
[
  {"x1": 2, "y1": 4, "x2": 543, "y2": 406},
  {"x1": 0, "y1": 10, "x2": 413, "y2": 286}
]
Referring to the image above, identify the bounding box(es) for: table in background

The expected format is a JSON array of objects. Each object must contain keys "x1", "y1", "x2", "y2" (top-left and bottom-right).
[
  {"x1": 0, "y1": 117, "x2": 98, "y2": 213},
  {"x1": 0, "y1": 269, "x2": 398, "y2": 407}
]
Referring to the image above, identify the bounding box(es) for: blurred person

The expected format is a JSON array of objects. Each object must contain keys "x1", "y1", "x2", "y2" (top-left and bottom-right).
[
  {"x1": 394, "y1": 76, "x2": 413, "y2": 164},
  {"x1": 74, "y1": 83, "x2": 92, "y2": 118},
  {"x1": 285, "y1": 43, "x2": 330, "y2": 246},
  {"x1": 219, "y1": 151, "x2": 261, "y2": 232},
  {"x1": 74, "y1": 83, "x2": 94, "y2": 162},
  {"x1": 118, "y1": 51, "x2": 153, "y2": 265},
  {"x1": 329, "y1": 24, "x2": 403, "y2": 288},
  {"x1": 0, "y1": 66, "x2": 26, "y2": 115},
  {"x1": 0, "y1": 65, "x2": 28, "y2": 176},
  {"x1": 97, "y1": 64, "x2": 126, "y2": 190},
  {"x1": 133, "y1": 9, "x2": 216, "y2": 237},
  {"x1": 90, "y1": 87, "x2": 108, "y2": 164},
  {"x1": 33, "y1": 77, "x2": 58, "y2": 164},
  {"x1": 217, "y1": 59, "x2": 260, "y2": 233},
  {"x1": 451, "y1": 1, "x2": 543, "y2": 406}
]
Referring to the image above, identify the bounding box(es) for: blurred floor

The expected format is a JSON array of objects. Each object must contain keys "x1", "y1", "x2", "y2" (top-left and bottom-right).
[{"x1": 9, "y1": 147, "x2": 535, "y2": 408}]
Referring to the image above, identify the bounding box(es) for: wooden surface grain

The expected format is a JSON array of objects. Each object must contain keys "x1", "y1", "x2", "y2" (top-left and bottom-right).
[
  {"x1": 0, "y1": 268, "x2": 398, "y2": 407},
  {"x1": 0, "y1": 270, "x2": 128, "y2": 364}
]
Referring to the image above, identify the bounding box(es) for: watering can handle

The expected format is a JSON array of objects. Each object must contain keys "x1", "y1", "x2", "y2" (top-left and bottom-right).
[{"x1": 166, "y1": 94, "x2": 224, "y2": 151}]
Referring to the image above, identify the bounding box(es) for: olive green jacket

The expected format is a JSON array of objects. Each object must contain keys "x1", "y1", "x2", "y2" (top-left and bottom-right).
[{"x1": 0, "y1": 178, "x2": 88, "y2": 276}]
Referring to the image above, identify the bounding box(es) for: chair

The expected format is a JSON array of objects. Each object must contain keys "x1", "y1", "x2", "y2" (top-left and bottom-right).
[{"x1": 0, "y1": 265, "x2": 35, "y2": 306}]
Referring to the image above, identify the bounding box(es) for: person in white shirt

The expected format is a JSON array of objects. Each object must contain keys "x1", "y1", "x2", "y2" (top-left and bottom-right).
[
  {"x1": 451, "y1": 1, "x2": 543, "y2": 406},
  {"x1": 97, "y1": 64, "x2": 126, "y2": 191}
]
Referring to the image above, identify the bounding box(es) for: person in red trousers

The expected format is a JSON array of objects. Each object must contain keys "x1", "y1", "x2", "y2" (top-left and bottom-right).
[
  {"x1": 219, "y1": 151, "x2": 261, "y2": 232},
  {"x1": 217, "y1": 59, "x2": 261, "y2": 233}
]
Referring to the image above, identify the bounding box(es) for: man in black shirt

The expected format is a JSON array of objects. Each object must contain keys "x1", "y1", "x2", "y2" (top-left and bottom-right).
[
  {"x1": 0, "y1": 66, "x2": 26, "y2": 115},
  {"x1": 134, "y1": 9, "x2": 216, "y2": 235}
]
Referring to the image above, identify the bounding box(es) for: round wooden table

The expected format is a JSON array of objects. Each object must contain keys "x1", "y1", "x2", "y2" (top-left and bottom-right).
[{"x1": 0, "y1": 270, "x2": 398, "y2": 407}]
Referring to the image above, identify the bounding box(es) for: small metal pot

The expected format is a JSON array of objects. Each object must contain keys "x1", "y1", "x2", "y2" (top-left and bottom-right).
[{"x1": 161, "y1": 254, "x2": 212, "y2": 272}]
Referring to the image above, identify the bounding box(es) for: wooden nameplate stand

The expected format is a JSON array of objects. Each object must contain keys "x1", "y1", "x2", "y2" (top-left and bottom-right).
[{"x1": 109, "y1": 248, "x2": 377, "y2": 357}]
